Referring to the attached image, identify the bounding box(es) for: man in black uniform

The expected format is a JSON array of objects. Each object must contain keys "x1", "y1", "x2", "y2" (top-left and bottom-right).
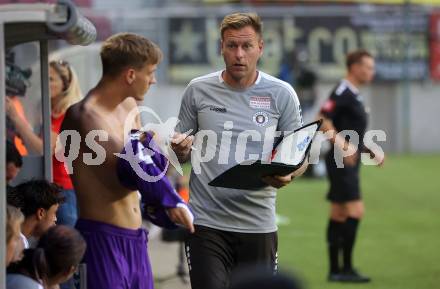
[{"x1": 318, "y1": 49, "x2": 384, "y2": 283}]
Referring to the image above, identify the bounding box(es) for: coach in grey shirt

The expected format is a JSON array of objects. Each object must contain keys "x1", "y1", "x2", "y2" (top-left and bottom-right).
[{"x1": 172, "y1": 12, "x2": 307, "y2": 289}]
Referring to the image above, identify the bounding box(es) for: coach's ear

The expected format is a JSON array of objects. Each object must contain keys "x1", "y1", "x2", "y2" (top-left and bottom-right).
[
  {"x1": 258, "y1": 39, "x2": 264, "y2": 57},
  {"x1": 126, "y1": 68, "x2": 136, "y2": 85}
]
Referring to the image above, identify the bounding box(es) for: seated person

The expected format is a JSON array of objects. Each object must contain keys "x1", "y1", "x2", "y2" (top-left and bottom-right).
[
  {"x1": 49, "y1": 59, "x2": 83, "y2": 227},
  {"x1": 7, "y1": 225, "x2": 87, "y2": 289},
  {"x1": 6, "y1": 205, "x2": 24, "y2": 267},
  {"x1": 7, "y1": 180, "x2": 64, "y2": 249},
  {"x1": 7, "y1": 60, "x2": 83, "y2": 227}
]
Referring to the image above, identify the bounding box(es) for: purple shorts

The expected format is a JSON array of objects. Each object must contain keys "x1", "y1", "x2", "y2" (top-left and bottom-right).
[{"x1": 75, "y1": 219, "x2": 153, "y2": 289}]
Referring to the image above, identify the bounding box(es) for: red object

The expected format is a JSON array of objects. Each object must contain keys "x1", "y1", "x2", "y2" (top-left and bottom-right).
[
  {"x1": 430, "y1": 12, "x2": 440, "y2": 81},
  {"x1": 87, "y1": 14, "x2": 113, "y2": 40},
  {"x1": 73, "y1": 0, "x2": 92, "y2": 7},
  {"x1": 0, "y1": 0, "x2": 55, "y2": 3},
  {"x1": 9, "y1": 97, "x2": 29, "y2": 156},
  {"x1": 178, "y1": 188, "x2": 190, "y2": 204},
  {"x1": 52, "y1": 113, "x2": 74, "y2": 190},
  {"x1": 271, "y1": 149, "x2": 277, "y2": 161},
  {"x1": 320, "y1": 99, "x2": 336, "y2": 113},
  {"x1": 0, "y1": 0, "x2": 89, "y2": 6}
]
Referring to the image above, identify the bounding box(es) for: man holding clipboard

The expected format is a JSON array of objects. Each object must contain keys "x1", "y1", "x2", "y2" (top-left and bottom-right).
[{"x1": 172, "y1": 12, "x2": 306, "y2": 289}]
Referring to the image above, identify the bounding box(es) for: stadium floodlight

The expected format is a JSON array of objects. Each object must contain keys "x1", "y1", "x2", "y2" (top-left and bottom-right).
[{"x1": 46, "y1": 0, "x2": 97, "y2": 46}]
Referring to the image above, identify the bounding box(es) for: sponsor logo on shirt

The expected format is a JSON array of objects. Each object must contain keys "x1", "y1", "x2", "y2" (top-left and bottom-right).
[
  {"x1": 253, "y1": 111, "x2": 269, "y2": 127},
  {"x1": 249, "y1": 96, "x2": 271, "y2": 109},
  {"x1": 297, "y1": 136, "x2": 311, "y2": 151},
  {"x1": 210, "y1": 106, "x2": 227, "y2": 113}
]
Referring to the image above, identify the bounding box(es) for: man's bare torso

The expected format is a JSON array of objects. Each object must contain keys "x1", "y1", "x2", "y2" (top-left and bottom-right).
[{"x1": 63, "y1": 92, "x2": 142, "y2": 229}]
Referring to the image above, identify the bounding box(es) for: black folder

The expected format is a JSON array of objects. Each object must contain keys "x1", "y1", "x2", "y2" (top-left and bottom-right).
[{"x1": 208, "y1": 120, "x2": 322, "y2": 190}]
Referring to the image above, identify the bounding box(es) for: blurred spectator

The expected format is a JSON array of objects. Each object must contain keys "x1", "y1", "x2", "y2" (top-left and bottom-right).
[
  {"x1": 6, "y1": 95, "x2": 41, "y2": 155},
  {"x1": 7, "y1": 179, "x2": 65, "y2": 250},
  {"x1": 5, "y1": 49, "x2": 32, "y2": 154},
  {"x1": 278, "y1": 49, "x2": 317, "y2": 112},
  {"x1": 7, "y1": 59, "x2": 83, "y2": 227},
  {"x1": 49, "y1": 59, "x2": 83, "y2": 227},
  {"x1": 6, "y1": 141, "x2": 23, "y2": 186},
  {"x1": 7, "y1": 225, "x2": 87, "y2": 289},
  {"x1": 6, "y1": 205, "x2": 24, "y2": 267},
  {"x1": 278, "y1": 50, "x2": 298, "y2": 87}
]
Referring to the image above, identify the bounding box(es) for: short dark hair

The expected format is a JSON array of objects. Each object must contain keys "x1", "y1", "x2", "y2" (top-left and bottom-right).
[
  {"x1": 346, "y1": 49, "x2": 373, "y2": 70},
  {"x1": 6, "y1": 141, "x2": 22, "y2": 167},
  {"x1": 101, "y1": 33, "x2": 163, "y2": 77},
  {"x1": 7, "y1": 180, "x2": 65, "y2": 217}
]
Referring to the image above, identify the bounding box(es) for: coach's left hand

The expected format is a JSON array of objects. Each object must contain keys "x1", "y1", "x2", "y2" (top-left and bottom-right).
[{"x1": 262, "y1": 173, "x2": 294, "y2": 189}]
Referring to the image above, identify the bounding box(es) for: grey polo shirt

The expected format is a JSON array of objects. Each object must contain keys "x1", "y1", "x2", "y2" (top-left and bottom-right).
[{"x1": 177, "y1": 70, "x2": 302, "y2": 233}]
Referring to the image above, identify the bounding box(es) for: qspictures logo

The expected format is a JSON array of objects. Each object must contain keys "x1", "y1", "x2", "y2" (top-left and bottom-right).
[{"x1": 55, "y1": 106, "x2": 386, "y2": 183}]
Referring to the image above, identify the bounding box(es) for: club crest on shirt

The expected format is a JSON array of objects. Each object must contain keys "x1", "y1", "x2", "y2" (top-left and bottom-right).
[{"x1": 253, "y1": 111, "x2": 269, "y2": 127}]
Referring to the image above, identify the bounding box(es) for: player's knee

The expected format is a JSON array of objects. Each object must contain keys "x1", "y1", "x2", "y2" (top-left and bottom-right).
[
  {"x1": 351, "y1": 211, "x2": 364, "y2": 219},
  {"x1": 348, "y1": 203, "x2": 365, "y2": 219},
  {"x1": 357, "y1": 206, "x2": 365, "y2": 219},
  {"x1": 330, "y1": 206, "x2": 348, "y2": 221}
]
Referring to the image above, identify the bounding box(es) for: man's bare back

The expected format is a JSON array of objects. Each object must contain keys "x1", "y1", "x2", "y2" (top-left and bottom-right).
[{"x1": 63, "y1": 90, "x2": 142, "y2": 229}]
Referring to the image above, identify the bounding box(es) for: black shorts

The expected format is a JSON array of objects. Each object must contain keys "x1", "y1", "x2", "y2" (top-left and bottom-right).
[
  {"x1": 185, "y1": 225, "x2": 278, "y2": 289},
  {"x1": 325, "y1": 152, "x2": 361, "y2": 203}
]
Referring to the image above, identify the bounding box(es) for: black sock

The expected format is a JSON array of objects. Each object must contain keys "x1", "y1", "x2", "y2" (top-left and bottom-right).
[
  {"x1": 327, "y1": 219, "x2": 344, "y2": 274},
  {"x1": 342, "y1": 217, "x2": 360, "y2": 271}
]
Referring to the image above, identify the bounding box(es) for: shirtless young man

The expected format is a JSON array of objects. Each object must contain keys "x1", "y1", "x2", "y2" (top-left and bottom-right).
[{"x1": 61, "y1": 33, "x2": 193, "y2": 289}]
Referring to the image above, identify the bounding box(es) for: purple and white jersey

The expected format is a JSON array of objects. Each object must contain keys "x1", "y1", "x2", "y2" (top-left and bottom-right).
[{"x1": 117, "y1": 130, "x2": 193, "y2": 229}]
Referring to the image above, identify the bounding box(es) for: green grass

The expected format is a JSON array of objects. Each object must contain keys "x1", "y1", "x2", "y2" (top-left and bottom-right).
[{"x1": 276, "y1": 154, "x2": 440, "y2": 289}]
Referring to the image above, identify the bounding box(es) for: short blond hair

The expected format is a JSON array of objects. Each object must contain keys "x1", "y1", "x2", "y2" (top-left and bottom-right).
[
  {"x1": 6, "y1": 205, "x2": 23, "y2": 245},
  {"x1": 220, "y1": 12, "x2": 263, "y2": 40},
  {"x1": 101, "y1": 33, "x2": 163, "y2": 77}
]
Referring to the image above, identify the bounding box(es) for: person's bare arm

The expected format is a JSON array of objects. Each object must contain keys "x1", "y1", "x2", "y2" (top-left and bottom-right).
[
  {"x1": 318, "y1": 113, "x2": 358, "y2": 167},
  {"x1": 6, "y1": 97, "x2": 43, "y2": 154},
  {"x1": 171, "y1": 132, "x2": 193, "y2": 163},
  {"x1": 362, "y1": 147, "x2": 386, "y2": 167}
]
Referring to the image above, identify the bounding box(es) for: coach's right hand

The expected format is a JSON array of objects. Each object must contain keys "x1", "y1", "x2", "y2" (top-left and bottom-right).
[
  {"x1": 171, "y1": 132, "x2": 193, "y2": 162},
  {"x1": 167, "y1": 206, "x2": 195, "y2": 233}
]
